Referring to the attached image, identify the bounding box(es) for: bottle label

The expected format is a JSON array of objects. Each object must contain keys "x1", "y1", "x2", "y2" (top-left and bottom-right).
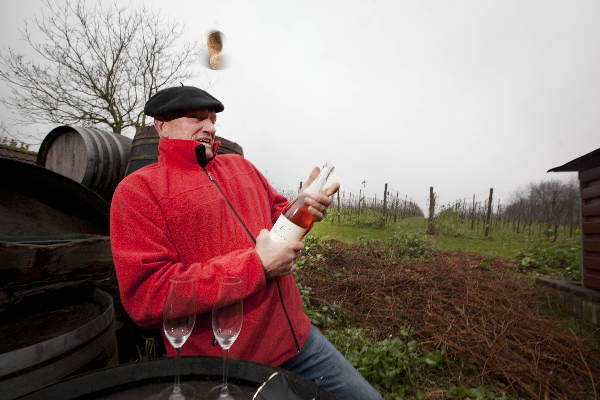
[{"x1": 270, "y1": 214, "x2": 305, "y2": 243}]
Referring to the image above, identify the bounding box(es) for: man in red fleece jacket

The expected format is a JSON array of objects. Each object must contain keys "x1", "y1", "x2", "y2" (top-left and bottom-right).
[{"x1": 110, "y1": 86, "x2": 382, "y2": 400}]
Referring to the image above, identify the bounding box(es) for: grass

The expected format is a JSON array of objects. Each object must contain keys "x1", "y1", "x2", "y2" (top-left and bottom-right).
[
  {"x1": 314, "y1": 215, "x2": 426, "y2": 242},
  {"x1": 431, "y1": 228, "x2": 533, "y2": 259},
  {"x1": 314, "y1": 216, "x2": 579, "y2": 260}
]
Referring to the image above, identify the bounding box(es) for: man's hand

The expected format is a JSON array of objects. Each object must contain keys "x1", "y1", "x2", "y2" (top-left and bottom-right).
[
  {"x1": 301, "y1": 166, "x2": 341, "y2": 222},
  {"x1": 255, "y1": 229, "x2": 304, "y2": 279}
]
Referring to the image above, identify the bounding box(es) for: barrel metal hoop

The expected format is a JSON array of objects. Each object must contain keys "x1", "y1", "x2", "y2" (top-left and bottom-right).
[
  {"x1": 80, "y1": 127, "x2": 108, "y2": 195},
  {"x1": 90, "y1": 127, "x2": 116, "y2": 196},
  {"x1": 64, "y1": 126, "x2": 99, "y2": 188},
  {"x1": 112, "y1": 133, "x2": 132, "y2": 181}
]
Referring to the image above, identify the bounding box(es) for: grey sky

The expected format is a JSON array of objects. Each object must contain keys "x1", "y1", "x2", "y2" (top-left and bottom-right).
[{"x1": 1, "y1": 0, "x2": 598, "y2": 212}]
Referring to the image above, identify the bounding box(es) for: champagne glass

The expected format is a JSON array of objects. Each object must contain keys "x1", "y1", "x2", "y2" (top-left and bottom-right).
[
  {"x1": 161, "y1": 277, "x2": 197, "y2": 400},
  {"x1": 210, "y1": 276, "x2": 244, "y2": 399}
]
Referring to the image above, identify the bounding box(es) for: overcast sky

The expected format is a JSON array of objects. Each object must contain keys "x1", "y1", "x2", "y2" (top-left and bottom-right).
[{"x1": 1, "y1": 0, "x2": 598, "y2": 212}]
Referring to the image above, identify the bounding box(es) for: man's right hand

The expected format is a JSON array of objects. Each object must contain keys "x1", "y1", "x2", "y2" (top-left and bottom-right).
[{"x1": 255, "y1": 229, "x2": 304, "y2": 279}]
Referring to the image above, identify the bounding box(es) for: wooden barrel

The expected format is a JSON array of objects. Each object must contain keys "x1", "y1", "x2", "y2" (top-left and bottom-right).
[
  {"x1": 124, "y1": 125, "x2": 244, "y2": 177},
  {"x1": 17, "y1": 356, "x2": 338, "y2": 400},
  {"x1": 37, "y1": 126, "x2": 132, "y2": 200},
  {"x1": 0, "y1": 235, "x2": 115, "y2": 307},
  {"x1": 218, "y1": 135, "x2": 244, "y2": 156},
  {"x1": 0, "y1": 287, "x2": 118, "y2": 400},
  {"x1": 124, "y1": 125, "x2": 161, "y2": 177},
  {"x1": 1, "y1": 157, "x2": 109, "y2": 238},
  {"x1": 0, "y1": 157, "x2": 114, "y2": 306}
]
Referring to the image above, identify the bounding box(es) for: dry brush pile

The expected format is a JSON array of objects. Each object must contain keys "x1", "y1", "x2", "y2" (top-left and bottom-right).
[{"x1": 297, "y1": 239, "x2": 600, "y2": 399}]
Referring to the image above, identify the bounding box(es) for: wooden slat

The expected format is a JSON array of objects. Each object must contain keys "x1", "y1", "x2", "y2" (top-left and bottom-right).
[
  {"x1": 583, "y1": 222, "x2": 600, "y2": 234},
  {"x1": 582, "y1": 202, "x2": 600, "y2": 217},
  {"x1": 580, "y1": 165, "x2": 600, "y2": 183},
  {"x1": 583, "y1": 239, "x2": 600, "y2": 252},
  {"x1": 584, "y1": 255, "x2": 600, "y2": 271},
  {"x1": 582, "y1": 184, "x2": 600, "y2": 200},
  {"x1": 0, "y1": 237, "x2": 115, "y2": 307},
  {"x1": 45, "y1": 130, "x2": 86, "y2": 181},
  {"x1": 583, "y1": 270, "x2": 600, "y2": 290}
]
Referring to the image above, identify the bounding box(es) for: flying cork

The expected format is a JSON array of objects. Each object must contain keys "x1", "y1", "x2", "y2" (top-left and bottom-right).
[{"x1": 207, "y1": 30, "x2": 224, "y2": 70}]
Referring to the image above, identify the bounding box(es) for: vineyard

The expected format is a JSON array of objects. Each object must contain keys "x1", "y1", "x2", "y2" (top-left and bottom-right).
[
  {"x1": 310, "y1": 178, "x2": 581, "y2": 242},
  {"x1": 287, "y1": 178, "x2": 595, "y2": 399}
]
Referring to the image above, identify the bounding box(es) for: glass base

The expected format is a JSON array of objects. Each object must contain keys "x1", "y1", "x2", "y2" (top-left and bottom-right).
[
  {"x1": 157, "y1": 383, "x2": 196, "y2": 400},
  {"x1": 208, "y1": 383, "x2": 241, "y2": 399}
]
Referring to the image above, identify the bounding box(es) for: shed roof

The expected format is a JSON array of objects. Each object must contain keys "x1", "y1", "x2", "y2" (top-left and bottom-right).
[
  {"x1": 0, "y1": 144, "x2": 37, "y2": 165},
  {"x1": 548, "y1": 147, "x2": 600, "y2": 172}
]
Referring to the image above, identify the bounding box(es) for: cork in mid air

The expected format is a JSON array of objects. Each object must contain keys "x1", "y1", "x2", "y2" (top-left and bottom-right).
[{"x1": 206, "y1": 30, "x2": 226, "y2": 70}]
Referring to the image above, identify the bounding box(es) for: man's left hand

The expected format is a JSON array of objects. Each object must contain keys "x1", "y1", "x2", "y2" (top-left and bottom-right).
[{"x1": 302, "y1": 167, "x2": 341, "y2": 222}]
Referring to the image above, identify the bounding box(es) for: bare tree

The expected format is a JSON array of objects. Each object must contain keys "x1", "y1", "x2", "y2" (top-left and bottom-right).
[
  {"x1": 502, "y1": 179, "x2": 580, "y2": 237},
  {"x1": 0, "y1": 0, "x2": 200, "y2": 134}
]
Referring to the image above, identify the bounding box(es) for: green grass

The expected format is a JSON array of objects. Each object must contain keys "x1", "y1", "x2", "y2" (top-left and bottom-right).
[
  {"x1": 432, "y1": 230, "x2": 529, "y2": 259},
  {"x1": 314, "y1": 216, "x2": 580, "y2": 261},
  {"x1": 313, "y1": 220, "x2": 404, "y2": 242}
]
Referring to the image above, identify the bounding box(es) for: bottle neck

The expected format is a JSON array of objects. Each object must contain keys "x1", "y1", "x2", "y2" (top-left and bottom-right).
[{"x1": 304, "y1": 164, "x2": 334, "y2": 195}]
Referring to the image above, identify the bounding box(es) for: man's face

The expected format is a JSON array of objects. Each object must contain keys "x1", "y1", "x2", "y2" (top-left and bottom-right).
[{"x1": 155, "y1": 109, "x2": 218, "y2": 159}]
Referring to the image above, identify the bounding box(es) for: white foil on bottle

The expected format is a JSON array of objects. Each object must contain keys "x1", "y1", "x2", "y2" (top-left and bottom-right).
[{"x1": 269, "y1": 214, "x2": 305, "y2": 243}]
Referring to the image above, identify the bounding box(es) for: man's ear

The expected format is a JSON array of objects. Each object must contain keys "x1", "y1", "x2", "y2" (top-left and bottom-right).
[{"x1": 154, "y1": 118, "x2": 166, "y2": 137}]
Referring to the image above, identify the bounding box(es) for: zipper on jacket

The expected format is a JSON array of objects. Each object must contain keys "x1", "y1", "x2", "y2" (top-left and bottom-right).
[
  {"x1": 204, "y1": 169, "x2": 257, "y2": 244},
  {"x1": 200, "y1": 161, "x2": 300, "y2": 353},
  {"x1": 275, "y1": 278, "x2": 300, "y2": 353}
]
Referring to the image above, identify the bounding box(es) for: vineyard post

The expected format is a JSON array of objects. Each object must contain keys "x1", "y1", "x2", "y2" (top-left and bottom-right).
[
  {"x1": 471, "y1": 194, "x2": 476, "y2": 231},
  {"x1": 514, "y1": 202, "x2": 520, "y2": 233},
  {"x1": 455, "y1": 200, "x2": 460, "y2": 225},
  {"x1": 548, "y1": 191, "x2": 557, "y2": 241},
  {"x1": 427, "y1": 186, "x2": 435, "y2": 235},
  {"x1": 349, "y1": 193, "x2": 353, "y2": 223},
  {"x1": 383, "y1": 183, "x2": 388, "y2": 226},
  {"x1": 358, "y1": 189, "x2": 362, "y2": 217},
  {"x1": 394, "y1": 192, "x2": 400, "y2": 223},
  {"x1": 496, "y1": 200, "x2": 501, "y2": 228},
  {"x1": 394, "y1": 192, "x2": 399, "y2": 224},
  {"x1": 337, "y1": 191, "x2": 341, "y2": 225},
  {"x1": 347, "y1": 193, "x2": 351, "y2": 223},
  {"x1": 485, "y1": 188, "x2": 493, "y2": 237}
]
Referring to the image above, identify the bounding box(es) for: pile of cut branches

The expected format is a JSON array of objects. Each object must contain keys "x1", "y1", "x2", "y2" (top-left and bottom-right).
[{"x1": 297, "y1": 239, "x2": 600, "y2": 399}]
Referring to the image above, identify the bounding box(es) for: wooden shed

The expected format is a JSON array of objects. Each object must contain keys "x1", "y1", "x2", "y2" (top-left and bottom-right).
[
  {"x1": 549, "y1": 147, "x2": 600, "y2": 291},
  {"x1": 0, "y1": 144, "x2": 37, "y2": 164}
]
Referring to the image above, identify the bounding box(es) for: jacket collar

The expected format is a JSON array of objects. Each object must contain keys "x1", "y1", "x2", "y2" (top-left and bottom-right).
[{"x1": 158, "y1": 138, "x2": 220, "y2": 169}]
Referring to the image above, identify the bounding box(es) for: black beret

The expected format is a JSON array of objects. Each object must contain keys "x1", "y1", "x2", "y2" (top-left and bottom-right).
[{"x1": 144, "y1": 86, "x2": 224, "y2": 116}]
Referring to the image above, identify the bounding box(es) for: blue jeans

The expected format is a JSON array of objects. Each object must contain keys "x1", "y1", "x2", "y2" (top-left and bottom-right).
[{"x1": 280, "y1": 325, "x2": 383, "y2": 400}]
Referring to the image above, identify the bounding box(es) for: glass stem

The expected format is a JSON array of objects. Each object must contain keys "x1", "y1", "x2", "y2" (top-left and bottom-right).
[
  {"x1": 222, "y1": 348, "x2": 230, "y2": 393},
  {"x1": 174, "y1": 347, "x2": 181, "y2": 391}
]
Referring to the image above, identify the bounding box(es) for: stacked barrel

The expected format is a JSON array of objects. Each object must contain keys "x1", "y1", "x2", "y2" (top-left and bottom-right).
[{"x1": 0, "y1": 125, "x2": 244, "y2": 399}]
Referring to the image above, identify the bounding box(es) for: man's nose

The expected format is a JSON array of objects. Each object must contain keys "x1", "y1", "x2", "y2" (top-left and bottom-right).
[{"x1": 204, "y1": 120, "x2": 216, "y2": 134}]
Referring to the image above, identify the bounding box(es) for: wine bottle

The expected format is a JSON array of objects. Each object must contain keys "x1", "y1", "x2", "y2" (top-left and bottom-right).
[{"x1": 270, "y1": 163, "x2": 335, "y2": 243}]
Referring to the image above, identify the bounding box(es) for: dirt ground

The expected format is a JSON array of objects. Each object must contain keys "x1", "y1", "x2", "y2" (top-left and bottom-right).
[{"x1": 296, "y1": 239, "x2": 600, "y2": 400}]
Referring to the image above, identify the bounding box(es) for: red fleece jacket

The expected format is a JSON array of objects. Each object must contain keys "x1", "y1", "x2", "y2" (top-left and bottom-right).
[{"x1": 110, "y1": 138, "x2": 310, "y2": 366}]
